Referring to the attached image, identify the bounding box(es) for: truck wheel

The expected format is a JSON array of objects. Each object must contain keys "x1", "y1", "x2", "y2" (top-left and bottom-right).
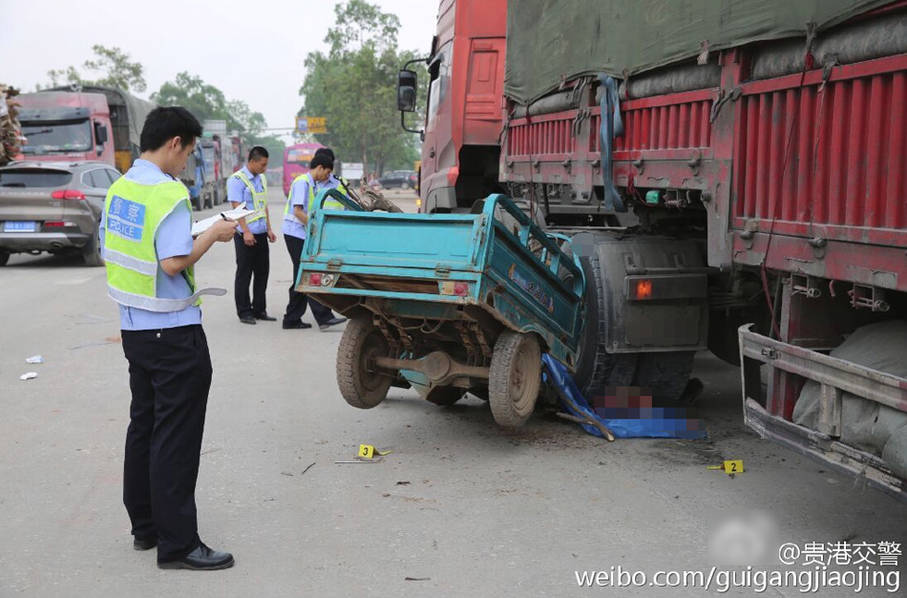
[
  {"x1": 634, "y1": 351, "x2": 696, "y2": 403},
  {"x1": 336, "y1": 317, "x2": 393, "y2": 408},
  {"x1": 489, "y1": 331, "x2": 542, "y2": 428},
  {"x1": 572, "y1": 255, "x2": 638, "y2": 399},
  {"x1": 81, "y1": 227, "x2": 104, "y2": 267},
  {"x1": 0, "y1": 250, "x2": 9, "y2": 266},
  {"x1": 425, "y1": 386, "x2": 465, "y2": 406}
]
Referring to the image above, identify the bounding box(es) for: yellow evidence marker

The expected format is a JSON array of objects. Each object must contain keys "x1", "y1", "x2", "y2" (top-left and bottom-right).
[{"x1": 707, "y1": 460, "x2": 744, "y2": 474}]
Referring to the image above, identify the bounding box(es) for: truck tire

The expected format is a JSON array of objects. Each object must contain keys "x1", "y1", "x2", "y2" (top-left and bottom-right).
[
  {"x1": 634, "y1": 351, "x2": 696, "y2": 403},
  {"x1": 572, "y1": 255, "x2": 638, "y2": 400},
  {"x1": 425, "y1": 386, "x2": 465, "y2": 406},
  {"x1": 336, "y1": 317, "x2": 393, "y2": 408},
  {"x1": 0, "y1": 250, "x2": 9, "y2": 266},
  {"x1": 489, "y1": 331, "x2": 542, "y2": 428},
  {"x1": 81, "y1": 226, "x2": 104, "y2": 267}
]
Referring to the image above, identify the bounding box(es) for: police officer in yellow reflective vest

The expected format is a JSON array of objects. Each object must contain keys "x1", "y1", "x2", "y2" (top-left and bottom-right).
[
  {"x1": 228, "y1": 146, "x2": 277, "y2": 324},
  {"x1": 281, "y1": 149, "x2": 347, "y2": 330},
  {"x1": 99, "y1": 107, "x2": 237, "y2": 571}
]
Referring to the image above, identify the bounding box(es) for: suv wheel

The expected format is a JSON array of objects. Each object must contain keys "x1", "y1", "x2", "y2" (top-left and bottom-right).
[{"x1": 82, "y1": 226, "x2": 104, "y2": 267}]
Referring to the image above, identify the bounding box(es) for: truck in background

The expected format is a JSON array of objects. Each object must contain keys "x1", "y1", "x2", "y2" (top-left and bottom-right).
[
  {"x1": 16, "y1": 91, "x2": 113, "y2": 165},
  {"x1": 47, "y1": 85, "x2": 154, "y2": 174},
  {"x1": 14, "y1": 88, "x2": 234, "y2": 212},
  {"x1": 336, "y1": 161, "x2": 364, "y2": 184},
  {"x1": 399, "y1": 0, "x2": 907, "y2": 499},
  {"x1": 203, "y1": 119, "x2": 244, "y2": 206}
]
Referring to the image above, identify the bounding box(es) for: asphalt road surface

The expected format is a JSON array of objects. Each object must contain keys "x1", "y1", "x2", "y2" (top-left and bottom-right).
[{"x1": 1, "y1": 188, "x2": 904, "y2": 597}]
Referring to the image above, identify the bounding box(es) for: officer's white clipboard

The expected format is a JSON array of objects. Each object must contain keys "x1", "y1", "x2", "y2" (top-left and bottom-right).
[{"x1": 191, "y1": 207, "x2": 257, "y2": 237}]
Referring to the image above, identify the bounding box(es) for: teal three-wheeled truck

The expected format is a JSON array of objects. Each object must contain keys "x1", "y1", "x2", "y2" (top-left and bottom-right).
[{"x1": 298, "y1": 190, "x2": 585, "y2": 428}]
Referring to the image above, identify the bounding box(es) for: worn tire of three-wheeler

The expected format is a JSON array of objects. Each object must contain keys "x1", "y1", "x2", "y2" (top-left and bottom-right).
[
  {"x1": 337, "y1": 317, "x2": 393, "y2": 408},
  {"x1": 489, "y1": 331, "x2": 542, "y2": 428}
]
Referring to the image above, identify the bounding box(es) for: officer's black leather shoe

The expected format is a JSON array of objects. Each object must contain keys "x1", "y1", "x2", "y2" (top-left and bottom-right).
[
  {"x1": 158, "y1": 543, "x2": 234, "y2": 570},
  {"x1": 239, "y1": 316, "x2": 257, "y2": 325},
  {"x1": 318, "y1": 317, "x2": 347, "y2": 331},
  {"x1": 254, "y1": 313, "x2": 277, "y2": 321},
  {"x1": 282, "y1": 320, "x2": 312, "y2": 329},
  {"x1": 133, "y1": 536, "x2": 158, "y2": 551}
]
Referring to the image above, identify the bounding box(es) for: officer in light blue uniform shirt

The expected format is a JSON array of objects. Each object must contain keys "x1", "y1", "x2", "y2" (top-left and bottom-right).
[
  {"x1": 226, "y1": 146, "x2": 276, "y2": 324},
  {"x1": 100, "y1": 159, "x2": 201, "y2": 330},
  {"x1": 280, "y1": 149, "x2": 346, "y2": 330},
  {"x1": 99, "y1": 106, "x2": 237, "y2": 571}
]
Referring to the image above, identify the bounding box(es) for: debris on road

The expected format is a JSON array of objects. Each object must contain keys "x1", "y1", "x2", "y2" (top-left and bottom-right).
[
  {"x1": 25, "y1": 355, "x2": 44, "y2": 364},
  {"x1": 404, "y1": 577, "x2": 431, "y2": 582},
  {"x1": 395, "y1": 481, "x2": 411, "y2": 486},
  {"x1": 301, "y1": 462, "x2": 316, "y2": 475},
  {"x1": 19, "y1": 372, "x2": 38, "y2": 381}
]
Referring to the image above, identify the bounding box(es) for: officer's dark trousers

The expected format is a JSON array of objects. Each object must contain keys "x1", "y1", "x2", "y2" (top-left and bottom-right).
[
  {"x1": 233, "y1": 232, "x2": 270, "y2": 318},
  {"x1": 283, "y1": 234, "x2": 333, "y2": 325},
  {"x1": 121, "y1": 324, "x2": 213, "y2": 563}
]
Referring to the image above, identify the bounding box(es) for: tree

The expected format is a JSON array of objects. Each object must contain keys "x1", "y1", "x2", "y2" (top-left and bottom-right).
[
  {"x1": 43, "y1": 45, "x2": 146, "y2": 93},
  {"x1": 152, "y1": 72, "x2": 268, "y2": 143},
  {"x1": 298, "y1": 0, "x2": 426, "y2": 173}
]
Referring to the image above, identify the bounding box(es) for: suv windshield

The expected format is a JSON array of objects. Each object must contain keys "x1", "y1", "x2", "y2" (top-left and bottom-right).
[
  {"x1": 20, "y1": 120, "x2": 93, "y2": 154},
  {"x1": 0, "y1": 169, "x2": 73, "y2": 188}
]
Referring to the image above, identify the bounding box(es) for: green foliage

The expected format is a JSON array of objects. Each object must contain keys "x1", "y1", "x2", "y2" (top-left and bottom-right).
[
  {"x1": 299, "y1": 0, "x2": 427, "y2": 173},
  {"x1": 43, "y1": 45, "x2": 146, "y2": 93},
  {"x1": 152, "y1": 72, "x2": 267, "y2": 141}
]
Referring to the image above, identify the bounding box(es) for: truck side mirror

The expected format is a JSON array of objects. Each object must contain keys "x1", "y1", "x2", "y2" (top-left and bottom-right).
[
  {"x1": 397, "y1": 70, "x2": 417, "y2": 112},
  {"x1": 94, "y1": 122, "x2": 109, "y2": 145}
]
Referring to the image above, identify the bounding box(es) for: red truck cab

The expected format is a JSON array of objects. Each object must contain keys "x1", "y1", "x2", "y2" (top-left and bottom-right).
[
  {"x1": 16, "y1": 92, "x2": 113, "y2": 167},
  {"x1": 417, "y1": 0, "x2": 506, "y2": 213}
]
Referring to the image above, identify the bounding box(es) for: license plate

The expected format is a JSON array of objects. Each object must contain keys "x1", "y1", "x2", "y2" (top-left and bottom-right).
[{"x1": 3, "y1": 221, "x2": 37, "y2": 232}]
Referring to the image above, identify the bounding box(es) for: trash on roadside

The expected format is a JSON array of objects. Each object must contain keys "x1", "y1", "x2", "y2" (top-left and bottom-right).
[
  {"x1": 708, "y1": 460, "x2": 744, "y2": 475},
  {"x1": 25, "y1": 355, "x2": 44, "y2": 364},
  {"x1": 19, "y1": 372, "x2": 38, "y2": 381}
]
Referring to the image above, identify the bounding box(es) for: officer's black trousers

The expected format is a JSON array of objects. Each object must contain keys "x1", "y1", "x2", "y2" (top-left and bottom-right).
[
  {"x1": 121, "y1": 324, "x2": 212, "y2": 563},
  {"x1": 233, "y1": 231, "x2": 270, "y2": 318},
  {"x1": 283, "y1": 234, "x2": 334, "y2": 325}
]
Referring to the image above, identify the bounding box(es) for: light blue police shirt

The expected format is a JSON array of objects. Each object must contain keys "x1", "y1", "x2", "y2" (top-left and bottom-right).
[
  {"x1": 99, "y1": 159, "x2": 202, "y2": 330},
  {"x1": 282, "y1": 175, "x2": 348, "y2": 240},
  {"x1": 227, "y1": 165, "x2": 268, "y2": 235}
]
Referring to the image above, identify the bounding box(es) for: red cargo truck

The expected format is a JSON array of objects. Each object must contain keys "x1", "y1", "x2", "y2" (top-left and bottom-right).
[
  {"x1": 399, "y1": 0, "x2": 907, "y2": 499},
  {"x1": 16, "y1": 91, "x2": 113, "y2": 165}
]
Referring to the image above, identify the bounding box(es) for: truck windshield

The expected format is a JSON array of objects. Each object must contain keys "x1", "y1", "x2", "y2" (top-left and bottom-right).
[{"x1": 20, "y1": 120, "x2": 93, "y2": 154}]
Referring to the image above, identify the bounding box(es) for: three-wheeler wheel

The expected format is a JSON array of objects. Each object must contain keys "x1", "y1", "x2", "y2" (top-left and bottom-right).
[
  {"x1": 336, "y1": 317, "x2": 393, "y2": 408},
  {"x1": 488, "y1": 331, "x2": 542, "y2": 428}
]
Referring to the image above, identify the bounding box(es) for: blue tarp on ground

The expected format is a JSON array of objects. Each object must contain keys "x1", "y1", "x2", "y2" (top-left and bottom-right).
[{"x1": 542, "y1": 354, "x2": 707, "y2": 439}]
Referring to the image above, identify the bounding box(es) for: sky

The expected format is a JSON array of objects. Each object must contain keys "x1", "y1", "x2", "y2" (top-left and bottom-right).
[{"x1": 0, "y1": 0, "x2": 438, "y2": 139}]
